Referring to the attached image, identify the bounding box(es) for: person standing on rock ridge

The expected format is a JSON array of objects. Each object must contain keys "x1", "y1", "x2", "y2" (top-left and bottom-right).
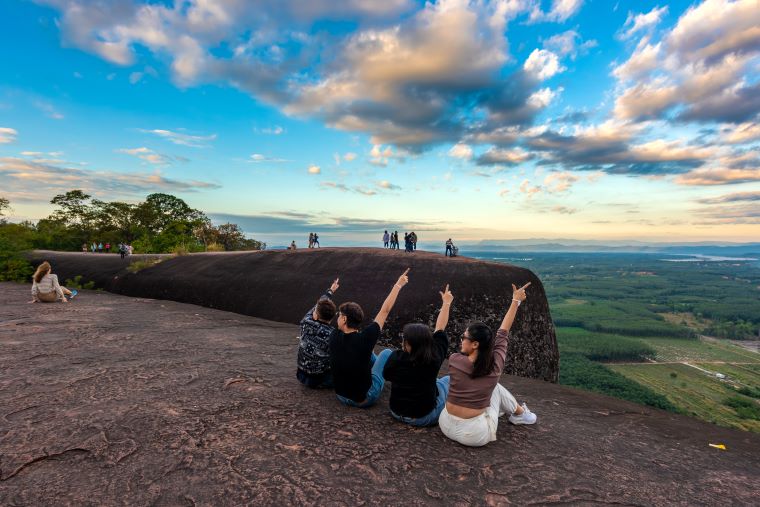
[
  {"x1": 438, "y1": 282, "x2": 537, "y2": 447},
  {"x1": 330, "y1": 268, "x2": 410, "y2": 408},
  {"x1": 445, "y1": 238, "x2": 453, "y2": 257},
  {"x1": 383, "y1": 230, "x2": 389, "y2": 248},
  {"x1": 297, "y1": 278, "x2": 340, "y2": 389},
  {"x1": 383, "y1": 284, "x2": 453, "y2": 426}
]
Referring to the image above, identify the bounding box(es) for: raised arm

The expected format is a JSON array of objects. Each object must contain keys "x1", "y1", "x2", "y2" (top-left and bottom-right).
[
  {"x1": 434, "y1": 284, "x2": 453, "y2": 332},
  {"x1": 374, "y1": 269, "x2": 409, "y2": 330},
  {"x1": 499, "y1": 282, "x2": 530, "y2": 332},
  {"x1": 302, "y1": 277, "x2": 339, "y2": 323}
]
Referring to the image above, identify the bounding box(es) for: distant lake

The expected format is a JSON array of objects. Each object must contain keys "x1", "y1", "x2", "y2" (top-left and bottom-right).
[{"x1": 660, "y1": 254, "x2": 759, "y2": 262}]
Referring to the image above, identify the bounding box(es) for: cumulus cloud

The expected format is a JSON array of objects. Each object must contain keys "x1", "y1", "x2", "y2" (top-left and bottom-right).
[
  {"x1": 448, "y1": 143, "x2": 473, "y2": 160},
  {"x1": 0, "y1": 127, "x2": 17, "y2": 144},
  {"x1": 544, "y1": 171, "x2": 579, "y2": 193},
  {"x1": 0, "y1": 156, "x2": 219, "y2": 201},
  {"x1": 619, "y1": 6, "x2": 668, "y2": 40},
  {"x1": 139, "y1": 128, "x2": 216, "y2": 147},
  {"x1": 612, "y1": 0, "x2": 760, "y2": 123},
  {"x1": 376, "y1": 180, "x2": 402, "y2": 191},
  {"x1": 674, "y1": 167, "x2": 760, "y2": 186},
  {"x1": 476, "y1": 147, "x2": 533, "y2": 166},
  {"x1": 42, "y1": 0, "x2": 559, "y2": 152},
  {"x1": 543, "y1": 30, "x2": 597, "y2": 59},
  {"x1": 519, "y1": 179, "x2": 541, "y2": 197},
  {"x1": 721, "y1": 121, "x2": 760, "y2": 144},
  {"x1": 529, "y1": 0, "x2": 584, "y2": 23},
  {"x1": 523, "y1": 49, "x2": 564, "y2": 80},
  {"x1": 307, "y1": 164, "x2": 321, "y2": 174}
]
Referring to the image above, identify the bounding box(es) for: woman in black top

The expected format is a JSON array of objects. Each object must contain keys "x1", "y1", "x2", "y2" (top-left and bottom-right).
[{"x1": 383, "y1": 285, "x2": 453, "y2": 426}]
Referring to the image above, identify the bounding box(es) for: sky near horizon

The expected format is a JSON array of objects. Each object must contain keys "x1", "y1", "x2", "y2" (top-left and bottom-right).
[{"x1": 1, "y1": 0, "x2": 759, "y2": 246}]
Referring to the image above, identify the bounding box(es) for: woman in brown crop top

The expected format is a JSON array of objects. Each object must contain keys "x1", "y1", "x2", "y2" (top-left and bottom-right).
[{"x1": 438, "y1": 282, "x2": 537, "y2": 447}]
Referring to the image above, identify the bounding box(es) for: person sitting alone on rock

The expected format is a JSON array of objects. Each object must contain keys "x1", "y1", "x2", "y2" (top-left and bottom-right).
[
  {"x1": 30, "y1": 261, "x2": 75, "y2": 304},
  {"x1": 329, "y1": 268, "x2": 409, "y2": 408},
  {"x1": 438, "y1": 282, "x2": 536, "y2": 447},
  {"x1": 382, "y1": 284, "x2": 453, "y2": 426},
  {"x1": 296, "y1": 278, "x2": 340, "y2": 389}
]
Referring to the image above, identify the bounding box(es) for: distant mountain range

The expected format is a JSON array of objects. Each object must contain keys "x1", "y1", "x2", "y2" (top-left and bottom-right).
[{"x1": 458, "y1": 239, "x2": 760, "y2": 256}]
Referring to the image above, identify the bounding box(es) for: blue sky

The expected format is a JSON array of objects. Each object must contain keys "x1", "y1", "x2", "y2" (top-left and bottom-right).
[{"x1": 1, "y1": 0, "x2": 759, "y2": 246}]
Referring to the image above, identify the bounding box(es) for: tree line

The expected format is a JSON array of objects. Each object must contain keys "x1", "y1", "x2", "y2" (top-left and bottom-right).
[{"x1": 0, "y1": 191, "x2": 265, "y2": 281}]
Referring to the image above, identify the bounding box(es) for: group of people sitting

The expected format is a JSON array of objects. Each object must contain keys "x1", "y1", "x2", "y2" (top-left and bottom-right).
[{"x1": 296, "y1": 269, "x2": 536, "y2": 447}]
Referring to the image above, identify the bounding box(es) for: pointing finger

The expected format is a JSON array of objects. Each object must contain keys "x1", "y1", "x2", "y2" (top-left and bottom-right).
[
  {"x1": 521, "y1": 282, "x2": 532, "y2": 290},
  {"x1": 445, "y1": 284, "x2": 450, "y2": 293},
  {"x1": 402, "y1": 268, "x2": 410, "y2": 276}
]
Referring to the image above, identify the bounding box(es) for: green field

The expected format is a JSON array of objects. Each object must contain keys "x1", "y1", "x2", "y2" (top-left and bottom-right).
[
  {"x1": 609, "y1": 363, "x2": 760, "y2": 432},
  {"x1": 640, "y1": 337, "x2": 760, "y2": 363},
  {"x1": 475, "y1": 252, "x2": 760, "y2": 433}
]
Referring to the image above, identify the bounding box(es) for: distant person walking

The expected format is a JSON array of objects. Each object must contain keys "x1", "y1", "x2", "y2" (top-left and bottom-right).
[
  {"x1": 445, "y1": 238, "x2": 453, "y2": 257},
  {"x1": 410, "y1": 232, "x2": 418, "y2": 251},
  {"x1": 91, "y1": 242, "x2": 96, "y2": 253},
  {"x1": 297, "y1": 278, "x2": 340, "y2": 388},
  {"x1": 438, "y1": 282, "x2": 536, "y2": 447},
  {"x1": 330, "y1": 269, "x2": 409, "y2": 408},
  {"x1": 383, "y1": 284, "x2": 453, "y2": 426},
  {"x1": 383, "y1": 230, "x2": 390, "y2": 248},
  {"x1": 30, "y1": 261, "x2": 75, "y2": 303},
  {"x1": 308, "y1": 233, "x2": 314, "y2": 248},
  {"x1": 313, "y1": 232, "x2": 319, "y2": 248},
  {"x1": 119, "y1": 243, "x2": 127, "y2": 259},
  {"x1": 105, "y1": 242, "x2": 111, "y2": 253},
  {"x1": 98, "y1": 242, "x2": 103, "y2": 253},
  {"x1": 392, "y1": 231, "x2": 399, "y2": 249}
]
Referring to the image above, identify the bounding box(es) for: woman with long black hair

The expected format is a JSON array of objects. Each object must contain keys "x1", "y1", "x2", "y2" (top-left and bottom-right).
[
  {"x1": 438, "y1": 282, "x2": 536, "y2": 446},
  {"x1": 383, "y1": 285, "x2": 453, "y2": 426}
]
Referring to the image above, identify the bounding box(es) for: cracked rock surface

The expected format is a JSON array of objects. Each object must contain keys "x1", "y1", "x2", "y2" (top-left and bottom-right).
[{"x1": 1, "y1": 282, "x2": 759, "y2": 506}]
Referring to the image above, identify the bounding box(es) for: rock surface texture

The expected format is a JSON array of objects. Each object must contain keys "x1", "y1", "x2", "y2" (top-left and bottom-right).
[
  {"x1": 1, "y1": 283, "x2": 759, "y2": 506},
  {"x1": 29, "y1": 249, "x2": 559, "y2": 382}
]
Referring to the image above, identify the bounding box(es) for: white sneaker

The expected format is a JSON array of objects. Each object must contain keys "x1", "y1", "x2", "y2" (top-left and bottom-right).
[{"x1": 508, "y1": 403, "x2": 537, "y2": 425}]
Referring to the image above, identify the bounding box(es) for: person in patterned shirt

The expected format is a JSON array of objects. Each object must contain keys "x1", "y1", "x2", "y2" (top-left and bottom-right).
[{"x1": 296, "y1": 277, "x2": 340, "y2": 388}]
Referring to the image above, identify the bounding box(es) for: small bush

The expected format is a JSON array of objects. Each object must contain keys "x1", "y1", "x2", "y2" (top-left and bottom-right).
[
  {"x1": 724, "y1": 396, "x2": 760, "y2": 420},
  {"x1": 127, "y1": 258, "x2": 163, "y2": 273},
  {"x1": 171, "y1": 245, "x2": 189, "y2": 256},
  {"x1": 670, "y1": 372, "x2": 678, "y2": 379},
  {"x1": 64, "y1": 275, "x2": 96, "y2": 290},
  {"x1": 736, "y1": 386, "x2": 760, "y2": 399},
  {"x1": 205, "y1": 242, "x2": 225, "y2": 252}
]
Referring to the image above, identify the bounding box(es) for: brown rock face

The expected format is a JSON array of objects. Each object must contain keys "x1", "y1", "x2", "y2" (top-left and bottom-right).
[
  {"x1": 29, "y1": 248, "x2": 559, "y2": 382},
  {"x1": 1, "y1": 283, "x2": 758, "y2": 506}
]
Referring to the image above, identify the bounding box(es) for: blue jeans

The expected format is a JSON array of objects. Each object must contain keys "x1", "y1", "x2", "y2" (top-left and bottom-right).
[
  {"x1": 391, "y1": 375, "x2": 450, "y2": 427},
  {"x1": 337, "y1": 348, "x2": 392, "y2": 408}
]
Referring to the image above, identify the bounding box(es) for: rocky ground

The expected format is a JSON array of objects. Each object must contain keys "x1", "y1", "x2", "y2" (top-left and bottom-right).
[
  {"x1": 28, "y1": 249, "x2": 559, "y2": 382},
  {"x1": 1, "y1": 283, "x2": 759, "y2": 506}
]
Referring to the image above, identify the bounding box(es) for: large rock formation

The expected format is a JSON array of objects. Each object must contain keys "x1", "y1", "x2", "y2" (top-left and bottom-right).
[
  {"x1": 29, "y1": 248, "x2": 559, "y2": 382},
  {"x1": 1, "y1": 283, "x2": 758, "y2": 505}
]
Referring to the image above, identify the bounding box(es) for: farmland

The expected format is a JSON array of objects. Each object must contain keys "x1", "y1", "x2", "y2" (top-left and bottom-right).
[{"x1": 469, "y1": 251, "x2": 760, "y2": 432}]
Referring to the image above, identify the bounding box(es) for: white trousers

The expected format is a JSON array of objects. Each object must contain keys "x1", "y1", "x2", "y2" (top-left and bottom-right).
[{"x1": 438, "y1": 383, "x2": 518, "y2": 447}]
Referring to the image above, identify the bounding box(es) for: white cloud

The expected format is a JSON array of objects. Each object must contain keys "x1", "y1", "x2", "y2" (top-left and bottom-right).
[
  {"x1": 524, "y1": 49, "x2": 564, "y2": 80},
  {"x1": 529, "y1": 0, "x2": 584, "y2": 23},
  {"x1": 250, "y1": 153, "x2": 288, "y2": 163},
  {"x1": 376, "y1": 180, "x2": 401, "y2": 190},
  {"x1": 139, "y1": 128, "x2": 216, "y2": 147},
  {"x1": 343, "y1": 152, "x2": 357, "y2": 162},
  {"x1": 129, "y1": 71, "x2": 144, "y2": 84},
  {"x1": 0, "y1": 127, "x2": 18, "y2": 144},
  {"x1": 721, "y1": 121, "x2": 760, "y2": 144},
  {"x1": 543, "y1": 30, "x2": 597, "y2": 59},
  {"x1": 0, "y1": 156, "x2": 219, "y2": 201},
  {"x1": 34, "y1": 101, "x2": 64, "y2": 120},
  {"x1": 307, "y1": 164, "x2": 321, "y2": 174},
  {"x1": 448, "y1": 143, "x2": 473, "y2": 160},
  {"x1": 544, "y1": 171, "x2": 579, "y2": 193},
  {"x1": 117, "y1": 147, "x2": 171, "y2": 165},
  {"x1": 619, "y1": 6, "x2": 668, "y2": 40},
  {"x1": 260, "y1": 126, "x2": 285, "y2": 135},
  {"x1": 519, "y1": 179, "x2": 541, "y2": 197}
]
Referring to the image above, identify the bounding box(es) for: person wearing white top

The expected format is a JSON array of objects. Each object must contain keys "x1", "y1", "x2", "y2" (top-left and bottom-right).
[{"x1": 31, "y1": 261, "x2": 74, "y2": 303}]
